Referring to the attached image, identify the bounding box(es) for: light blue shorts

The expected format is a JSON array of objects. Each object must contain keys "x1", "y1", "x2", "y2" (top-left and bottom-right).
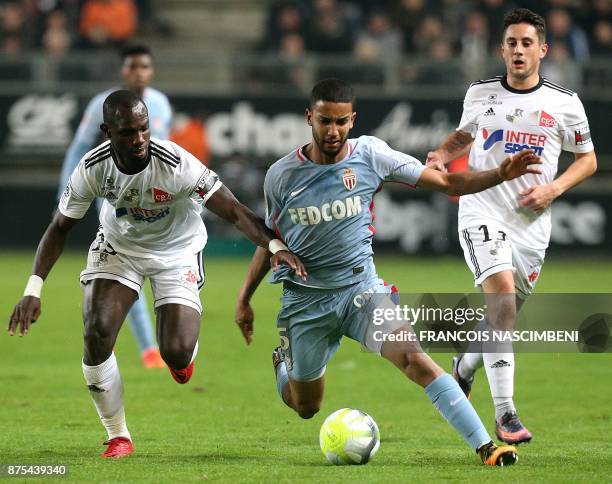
[{"x1": 276, "y1": 278, "x2": 401, "y2": 382}]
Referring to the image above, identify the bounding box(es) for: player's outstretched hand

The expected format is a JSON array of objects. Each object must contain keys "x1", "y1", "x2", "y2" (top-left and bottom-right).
[
  {"x1": 235, "y1": 300, "x2": 254, "y2": 345},
  {"x1": 498, "y1": 149, "x2": 542, "y2": 181},
  {"x1": 425, "y1": 151, "x2": 448, "y2": 172},
  {"x1": 271, "y1": 250, "x2": 308, "y2": 281},
  {"x1": 8, "y1": 296, "x2": 41, "y2": 337}
]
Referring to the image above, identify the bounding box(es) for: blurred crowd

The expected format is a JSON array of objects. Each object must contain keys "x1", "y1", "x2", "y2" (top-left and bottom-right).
[
  {"x1": 260, "y1": 0, "x2": 611, "y2": 60},
  {"x1": 256, "y1": 0, "x2": 612, "y2": 88},
  {"x1": 0, "y1": 0, "x2": 170, "y2": 56},
  {"x1": 1, "y1": 0, "x2": 610, "y2": 89}
]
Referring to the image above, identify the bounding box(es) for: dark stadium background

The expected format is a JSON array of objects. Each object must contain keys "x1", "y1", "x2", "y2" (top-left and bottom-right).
[{"x1": 0, "y1": 0, "x2": 610, "y2": 257}]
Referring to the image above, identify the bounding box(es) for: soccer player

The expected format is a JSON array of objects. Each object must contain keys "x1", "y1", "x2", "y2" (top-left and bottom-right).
[
  {"x1": 426, "y1": 8, "x2": 597, "y2": 444},
  {"x1": 235, "y1": 79, "x2": 541, "y2": 466},
  {"x1": 57, "y1": 44, "x2": 172, "y2": 369},
  {"x1": 8, "y1": 91, "x2": 305, "y2": 458}
]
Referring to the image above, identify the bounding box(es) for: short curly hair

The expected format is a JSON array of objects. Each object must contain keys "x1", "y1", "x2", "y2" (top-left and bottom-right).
[{"x1": 502, "y1": 8, "x2": 546, "y2": 43}]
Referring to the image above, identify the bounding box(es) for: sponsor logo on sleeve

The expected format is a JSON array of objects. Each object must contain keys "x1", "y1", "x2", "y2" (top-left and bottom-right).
[
  {"x1": 195, "y1": 169, "x2": 219, "y2": 198},
  {"x1": 574, "y1": 127, "x2": 591, "y2": 145},
  {"x1": 60, "y1": 183, "x2": 71, "y2": 204}
]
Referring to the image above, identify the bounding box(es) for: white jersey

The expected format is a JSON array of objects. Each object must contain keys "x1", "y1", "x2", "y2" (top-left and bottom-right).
[
  {"x1": 457, "y1": 76, "x2": 594, "y2": 249},
  {"x1": 59, "y1": 138, "x2": 222, "y2": 260}
]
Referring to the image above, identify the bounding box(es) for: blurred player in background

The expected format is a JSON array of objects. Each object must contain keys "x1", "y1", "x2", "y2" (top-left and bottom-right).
[
  {"x1": 58, "y1": 44, "x2": 172, "y2": 369},
  {"x1": 9, "y1": 91, "x2": 305, "y2": 458},
  {"x1": 235, "y1": 79, "x2": 542, "y2": 466},
  {"x1": 427, "y1": 8, "x2": 597, "y2": 444}
]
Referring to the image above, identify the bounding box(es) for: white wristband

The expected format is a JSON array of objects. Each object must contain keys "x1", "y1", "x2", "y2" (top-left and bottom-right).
[
  {"x1": 268, "y1": 239, "x2": 288, "y2": 254},
  {"x1": 24, "y1": 275, "x2": 43, "y2": 298}
]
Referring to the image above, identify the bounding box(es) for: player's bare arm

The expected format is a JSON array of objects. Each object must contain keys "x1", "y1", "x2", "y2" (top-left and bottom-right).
[
  {"x1": 235, "y1": 246, "x2": 271, "y2": 345},
  {"x1": 426, "y1": 130, "x2": 474, "y2": 171},
  {"x1": 8, "y1": 213, "x2": 79, "y2": 336},
  {"x1": 520, "y1": 150, "x2": 597, "y2": 213},
  {"x1": 205, "y1": 184, "x2": 307, "y2": 279},
  {"x1": 418, "y1": 149, "x2": 542, "y2": 196}
]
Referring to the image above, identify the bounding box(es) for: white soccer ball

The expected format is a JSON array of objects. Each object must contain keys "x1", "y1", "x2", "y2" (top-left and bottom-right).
[{"x1": 319, "y1": 408, "x2": 380, "y2": 465}]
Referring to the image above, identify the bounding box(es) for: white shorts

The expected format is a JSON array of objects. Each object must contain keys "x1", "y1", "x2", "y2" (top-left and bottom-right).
[
  {"x1": 459, "y1": 222, "x2": 545, "y2": 298},
  {"x1": 80, "y1": 228, "x2": 205, "y2": 313}
]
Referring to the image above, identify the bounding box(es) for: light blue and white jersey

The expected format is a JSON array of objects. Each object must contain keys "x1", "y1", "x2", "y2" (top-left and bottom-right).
[
  {"x1": 57, "y1": 86, "x2": 172, "y2": 198},
  {"x1": 265, "y1": 135, "x2": 426, "y2": 288}
]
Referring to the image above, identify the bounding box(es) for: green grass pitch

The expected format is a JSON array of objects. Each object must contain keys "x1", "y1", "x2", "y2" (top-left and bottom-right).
[{"x1": 1, "y1": 251, "x2": 611, "y2": 482}]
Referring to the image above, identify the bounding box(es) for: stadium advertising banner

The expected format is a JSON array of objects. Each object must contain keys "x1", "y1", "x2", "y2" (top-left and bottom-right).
[
  {"x1": 0, "y1": 93, "x2": 610, "y2": 254},
  {"x1": 1, "y1": 93, "x2": 612, "y2": 159}
]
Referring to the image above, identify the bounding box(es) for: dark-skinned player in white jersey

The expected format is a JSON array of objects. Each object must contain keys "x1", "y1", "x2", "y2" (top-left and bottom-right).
[{"x1": 8, "y1": 90, "x2": 306, "y2": 459}]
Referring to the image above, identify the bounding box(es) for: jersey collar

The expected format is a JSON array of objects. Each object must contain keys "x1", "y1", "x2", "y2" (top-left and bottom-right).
[
  {"x1": 501, "y1": 75, "x2": 544, "y2": 94},
  {"x1": 296, "y1": 140, "x2": 355, "y2": 164},
  {"x1": 110, "y1": 146, "x2": 151, "y2": 175}
]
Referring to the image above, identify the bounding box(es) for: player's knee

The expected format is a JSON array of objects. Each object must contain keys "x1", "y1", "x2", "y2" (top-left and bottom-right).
[
  {"x1": 295, "y1": 401, "x2": 320, "y2": 419},
  {"x1": 159, "y1": 341, "x2": 192, "y2": 370},
  {"x1": 83, "y1": 317, "x2": 115, "y2": 351}
]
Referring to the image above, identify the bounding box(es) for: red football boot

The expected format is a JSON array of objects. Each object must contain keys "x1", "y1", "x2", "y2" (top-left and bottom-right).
[
  {"x1": 141, "y1": 348, "x2": 165, "y2": 369},
  {"x1": 169, "y1": 361, "x2": 194, "y2": 384},
  {"x1": 101, "y1": 437, "x2": 134, "y2": 458}
]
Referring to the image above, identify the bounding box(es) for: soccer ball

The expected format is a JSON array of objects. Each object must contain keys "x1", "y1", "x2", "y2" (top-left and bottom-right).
[{"x1": 319, "y1": 408, "x2": 380, "y2": 465}]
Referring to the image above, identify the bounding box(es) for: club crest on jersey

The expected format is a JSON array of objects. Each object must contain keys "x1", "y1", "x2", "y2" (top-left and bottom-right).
[
  {"x1": 506, "y1": 108, "x2": 524, "y2": 123},
  {"x1": 342, "y1": 168, "x2": 357, "y2": 191},
  {"x1": 123, "y1": 188, "x2": 140, "y2": 202},
  {"x1": 153, "y1": 187, "x2": 173, "y2": 203},
  {"x1": 538, "y1": 111, "x2": 557, "y2": 127}
]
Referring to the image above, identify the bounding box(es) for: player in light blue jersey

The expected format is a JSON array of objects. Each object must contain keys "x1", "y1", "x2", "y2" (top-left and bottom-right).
[
  {"x1": 57, "y1": 45, "x2": 172, "y2": 369},
  {"x1": 235, "y1": 79, "x2": 542, "y2": 466}
]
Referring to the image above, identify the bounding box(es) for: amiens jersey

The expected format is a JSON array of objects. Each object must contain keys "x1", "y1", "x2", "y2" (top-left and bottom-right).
[
  {"x1": 59, "y1": 138, "x2": 221, "y2": 260},
  {"x1": 457, "y1": 75, "x2": 594, "y2": 249}
]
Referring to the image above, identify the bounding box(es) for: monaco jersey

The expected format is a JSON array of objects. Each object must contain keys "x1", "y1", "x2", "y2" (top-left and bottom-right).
[
  {"x1": 265, "y1": 135, "x2": 425, "y2": 288},
  {"x1": 457, "y1": 76, "x2": 594, "y2": 249},
  {"x1": 59, "y1": 138, "x2": 221, "y2": 260}
]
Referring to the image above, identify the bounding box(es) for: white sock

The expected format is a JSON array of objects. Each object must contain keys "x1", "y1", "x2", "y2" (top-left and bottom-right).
[
  {"x1": 482, "y1": 350, "x2": 516, "y2": 420},
  {"x1": 190, "y1": 340, "x2": 199, "y2": 365},
  {"x1": 459, "y1": 352, "x2": 483, "y2": 380},
  {"x1": 458, "y1": 318, "x2": 486, "y2": 379},
  {"x1": 82, "y1": 352, "x2": 131, "y2": 441}
]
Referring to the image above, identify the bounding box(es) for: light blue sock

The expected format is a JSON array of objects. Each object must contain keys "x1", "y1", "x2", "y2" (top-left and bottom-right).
[
  {"x1": 425, "y1": 373, "x2": 491, "y2": 451},
  {"x1": 275, "y1": 361, "x2": 290, "y2": 406},
  {"x1": 127, "y1": 294, "x2": 155, "y2": 353}
]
